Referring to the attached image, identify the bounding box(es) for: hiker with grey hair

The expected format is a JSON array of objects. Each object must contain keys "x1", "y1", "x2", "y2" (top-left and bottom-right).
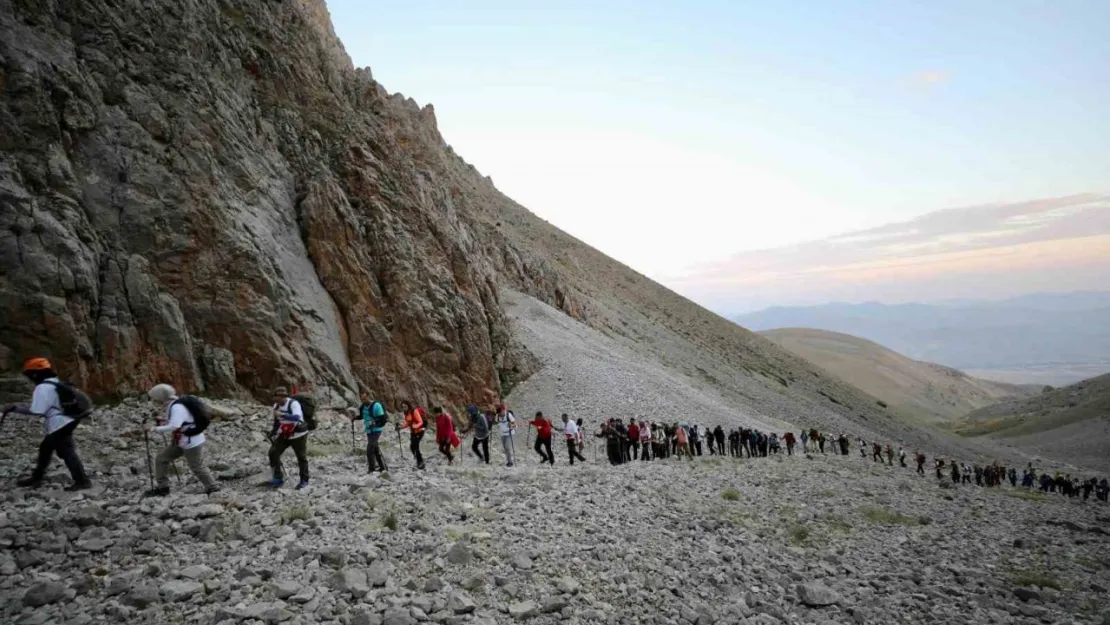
[{"x1": 146, "y1": 383, "x2": 219, "y2": 496}]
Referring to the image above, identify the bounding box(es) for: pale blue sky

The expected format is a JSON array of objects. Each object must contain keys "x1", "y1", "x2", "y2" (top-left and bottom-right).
[{"x1": 327, "y1": 0, "x2": 1109, "y2": 283}]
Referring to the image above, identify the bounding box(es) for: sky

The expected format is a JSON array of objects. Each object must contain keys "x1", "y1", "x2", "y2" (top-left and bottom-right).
[{"x1": 325, "y1": 0, "x2": 1110, "y2": 311}]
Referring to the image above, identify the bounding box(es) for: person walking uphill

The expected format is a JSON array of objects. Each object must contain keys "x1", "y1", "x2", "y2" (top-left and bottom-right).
[
  {"x1": 470, "y1": 407, "x2": 491, "y2": 464},
  {"x1": 561, "y1": 414, "x2": 587, "y2": 465},
  {"x1": 5, "y1": 358, "x2": 92, "y2": 491},
  {"x1": 496, "y1": 404, "x2": 517, "y2": 467},
  {"x1": 434, "y1": 407, "x2": 457, "y2": 465},
  {"x1": 355, "y1": 392, "x2": 388, "y2": 473},
  {"x1": 267, "y1": 387, "x2": 311, "y2": 489},
  {"x1": 400, "y1": 401, "x2": 428, "y2": 470},
  {"x1": 530, "y1": 411, "x2": 555, "y2": 465},
  {"x1": 145, "y1": 384, "x2": 219, "y2": 496}
]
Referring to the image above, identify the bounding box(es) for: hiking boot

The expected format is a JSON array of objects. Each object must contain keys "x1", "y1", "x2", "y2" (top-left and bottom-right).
[
  {"x1": 145, "y1": 486, "x2": 170, "y2": 497},
  {"x1": 265, "y1": 478, "x2": 284, "y2": 488},
  {"x1": 295, "y1": 481, "x2": 310, "y2": 490},
  {"x1": 417, "y1": 463, "x2": 426, "y2": 471},
  {"x1": 16, "y1": 477, "x2": 43, "y2": 488},
  {"x1": 205, "y1": 486, "x2": 221, "y2": 495},
  {"x1": 65, "y1": 481, "x2": 93, "y2": 492}
]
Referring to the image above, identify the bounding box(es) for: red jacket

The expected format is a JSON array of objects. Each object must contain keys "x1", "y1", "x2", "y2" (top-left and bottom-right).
[
  {"x1": 530, "y1": 418, "x2": 552, "y2": 439},
  {"x1": 435, "y1": 412, "x2": 455, "y2": 443},
  {"x1": 628, "y1": 424, "x2": 640, "y2": 440}
]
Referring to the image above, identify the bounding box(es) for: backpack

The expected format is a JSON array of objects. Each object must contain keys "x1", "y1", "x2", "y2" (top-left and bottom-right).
[
  {"x1": 291, "y1": 394, "x2": 317, "y2": 430},
  {"x1": 46, "y1": 381, "x2": 93, "y2": 420},
  {"x1": 175, "y1": 395, "x2": 211, "y2": 436},
  {"x1": 370, "y1": 401, "x2": 388, "y2": 429}
]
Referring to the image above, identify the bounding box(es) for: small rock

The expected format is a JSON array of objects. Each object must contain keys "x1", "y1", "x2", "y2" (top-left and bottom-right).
[
  {"x1": 334, "y1": 568, "x2": 369, "y2": 598},
  {"x1": 272, "y1": 579, "x2": 300, "y2": 600},
  {"x1": 22, "y1": 581, "x2": 67, "y2": 607},
  {"x1": 180, "y1": 564, "x2": 215, "y2": 580},
  {"x1": 161, "y1": 579, "x2": 204, "y2": 602},
  {"x1": 448, "y1": 591, "x2": 477, "y2": 614},
  {"x1": 318, "y1": 547, "x2": 348, "y2": 568},
  {"x1": 122, "y1": 585, "x2": 161, "y2": 609},
  {"x1": 446, "y1": 542, "x2": 472, "y2": 566},
  {"x1": 462, "y1": 575, "x2": 485, "y2": 591},
  {"x1": 382, "y1": 607, "x2": 416, "y2": 625},
  {"x1": 509, "y1": 600, "x2": 538, "y2": 619},
  {"x1": 424, "y1": 576, "x2": 445, "y2": 592},
  {"x1": 556, "y1": 577, "x2": 580, "y2": 595},
  {"x1": 511, "y1": 553, "x2": 533, "y2": 570},
  {"x1": 367, "y1": 560, "x2": 392, "y2": 587},
  {"x1": 798, "y1": 582, "x2": 841, "y2": 607},
  {"x1": 1013, "y1": 587, "x2": 1040, "y2": 602},
  {"x1": 541, "y1": 597, "x2": 567, "y2": 613}
]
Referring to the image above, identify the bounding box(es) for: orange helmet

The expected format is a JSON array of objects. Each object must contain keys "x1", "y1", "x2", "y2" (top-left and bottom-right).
[{"x1": 22, "y1": 357, "x2": 53, "y2": 372}]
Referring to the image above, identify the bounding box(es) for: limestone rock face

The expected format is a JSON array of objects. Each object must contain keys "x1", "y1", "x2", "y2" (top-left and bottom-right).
[{"x1": 0, "y1": 0, "x2": 581, "y2": 405}]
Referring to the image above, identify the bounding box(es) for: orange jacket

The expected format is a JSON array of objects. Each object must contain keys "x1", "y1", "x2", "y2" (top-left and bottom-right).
[{"x1": 403, "y1": 407, "x2": 426, "y2": 434}]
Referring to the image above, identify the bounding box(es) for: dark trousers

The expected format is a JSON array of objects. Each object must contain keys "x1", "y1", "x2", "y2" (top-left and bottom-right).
[
  {"x1": 566, "y1": 439, "x2": 586, "y2": 464},
  {"x1": 693, "y1": 441, "x2": 702, "y2": 456},
  {"x1": 269, "y1": 435, "x2": 309, "y2": 483},
  {"x1": 472, "y1": 437, "x2": 490, "y2": 463},
  {"x1": 366, "y1": 432, "x2": 386, "y2": 472},
  {"x1": 630, "y1": 441, "x2": 640, "y2": 460},
  {"x1": 410, "y1": 431, "x2": 425, "y2": 467},
  {"x1": 438, "y1": 439, "x2": 454, "y2": 463},
  {"x1": 535, "y1": 436, "x2": 553, "y2": 464},
  {"x1": 32, "y1": 422, "x2": 89, "y2": 484}
]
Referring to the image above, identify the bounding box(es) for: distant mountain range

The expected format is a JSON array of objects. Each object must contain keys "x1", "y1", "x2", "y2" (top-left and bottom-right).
[{"x1": 735, "y1": 292, "x2": 1110, "y2": 386}]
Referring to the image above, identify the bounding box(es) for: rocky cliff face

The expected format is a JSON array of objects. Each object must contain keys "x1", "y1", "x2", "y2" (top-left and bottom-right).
[{"x1": 0, "y1": 0, "x2": 582, "y2": 405}]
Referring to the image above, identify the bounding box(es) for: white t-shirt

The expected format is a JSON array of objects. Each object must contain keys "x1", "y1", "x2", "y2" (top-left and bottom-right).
[
  {"x1": 155, "y1": 402, "x2": 206, "y2": 450},
  {"x1": 31, "y1": 379, "x2": 74, "y2": 436},
  {"x1": 563, "y1": 420, "x2": 579, "y2": 439},
  {"x1": 498, "y1": 411, "x2": 515, "y2": 436},
  {"x1": 275, "y1": 398, "x2": 308, "y2": 440}
]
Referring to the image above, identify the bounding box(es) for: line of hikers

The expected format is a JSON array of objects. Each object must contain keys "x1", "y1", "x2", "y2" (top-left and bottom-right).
[{"x1": 5, "y1": 358, "x2": 1109, "y2": 504}]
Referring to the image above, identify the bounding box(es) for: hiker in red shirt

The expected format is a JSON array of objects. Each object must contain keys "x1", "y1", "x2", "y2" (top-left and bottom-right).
[
  {"x1": 627, "y1": 419, "x2": 641, "y2": 460},
  {"x1": 529, "y1": 411, "x2": 555, "y2": 465},
  {"x1": 434, "y1": 406, "x2": 457, "y2": 465},
  {"x1": 783, "y1": 431, "x2": 796, "y2": 456}
]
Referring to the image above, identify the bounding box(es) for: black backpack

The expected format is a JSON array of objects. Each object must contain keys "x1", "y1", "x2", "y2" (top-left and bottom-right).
[
  {"x1": 175, "y1": 395, "x2": 211, "y2": 436},
  {"x1": 292, "y1": 394, "x2": 316, "y2": 430},
  {"x1": 46, "y1": 381, "x2": 93, "y2": 420},
  {"x1": 370, "y1": 401, "x2": 388, "y2": 429}
]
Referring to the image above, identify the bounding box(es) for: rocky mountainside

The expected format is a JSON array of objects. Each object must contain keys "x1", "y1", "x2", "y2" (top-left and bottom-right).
[
  {"x1": 759, "y1": 328, "x2": 1037, "y2": 424},
  {"x1": 955, "y1": 373, "x2": 1110, "y2": 473},
  {"x1": 1, "y1": 400, "x2": 1107, "y2": 625},
  {"x1": 2, "y1": 0, "x2": 936, "y2": 452}
]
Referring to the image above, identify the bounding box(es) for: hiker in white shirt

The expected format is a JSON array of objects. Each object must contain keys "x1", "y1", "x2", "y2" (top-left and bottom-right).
[
  {"x1": 561, "y1": 414, "x2": 587, "y2": 465},
  {"x1": 145, "y1": 384, "x2": 219, "y2": 496},
  {"x1": 496, "y1": 404, "x2": 516, "y2": 467},
  {"x1": 267, "y1": 386, "x2": 311, "y2": 489}
]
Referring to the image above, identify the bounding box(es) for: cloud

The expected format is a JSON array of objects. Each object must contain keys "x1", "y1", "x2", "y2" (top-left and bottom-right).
[
  {"x1": 909, "y1": 70, "x2": 949, "y2": 89},
  {"x1": 666, "y1": 194, "x2": 1110, "y2": 312}
]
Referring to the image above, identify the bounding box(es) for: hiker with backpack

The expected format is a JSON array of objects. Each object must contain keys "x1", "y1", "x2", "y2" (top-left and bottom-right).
[
  {"x1": 4, "y1": 357, "x2": 92, "y2": 491},
  {"x1": 355, "y1": 392, "x2": 388, "y2": 473},
  {"x1": 495, "y1": 404, "x2": 516, "y2": 467},
  {"x1": 145, "y1": 384, "x2": 219, "y2": 496},
  {"x1": 638, "y1": 420, "x2": 652, "y2": 461},
  {"x1": 469, "y1": 406, "x2": 491, "y2": 464},
  {"x1": 267, "y1": 386, "x2": 311, "y2": 489},
  {"x1": 434, "y1": 406, "x2": 458, "y2": 465},
  {"x1": 528, "y1": 411, "x2": 555, "y2": 465},
  {"x1": 400, "y1": 401, "x2": 428, "y2": 470}
]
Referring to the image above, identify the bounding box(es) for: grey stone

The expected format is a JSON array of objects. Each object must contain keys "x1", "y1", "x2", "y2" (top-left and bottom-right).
[
  {"x1": 161, "y1": 579, "x2": 204, "y2": 602},
  {"x1": 272, "y1": 579, "x2": 300, "y2": 599},
  {"x1": 367, "y1": 560, "x2": 393, "y2": 587},
  {"x1": 424, "y1": 576, "x2": 445, "y2": 592},
  {"x1": 556, "y1": 577, "x2": 580, "y2": 594},
  {"x1": 319, "y1": 547, "x2": 348, "y2": 568},
  {"x1": 382, "y1": 607, "x2": 416, "y2": 625},
  {"x1": 22, "y1": 581, "x2": 67, "y2": 607},
  {"x1": 512, "y1": 553, "x2": 533, "y2": 570},
  {"x1": 180, "y1": 564, "x2": 216, "y2": 580},
  {"x1": 1013, "y1": 587, "x2": 1040, "y2": 602},
  {"x1": 334, "y1": 568, "x2": 369, "y2": 598},
  {"x1": 509, "y1": 601, "x2": 538, "y2": 619},
  {"x1": 448, "y1": 592, "x2": 477, "y2": 614},
  {"x1": 446, "y1": 542, "x2": 472, "y2": 565},
  {"x1": 798, "y1": 582, "x2": 841, "y2": 607},
  {"x1": 122, "y1": 584, "x2": 161, "y2": 609}
]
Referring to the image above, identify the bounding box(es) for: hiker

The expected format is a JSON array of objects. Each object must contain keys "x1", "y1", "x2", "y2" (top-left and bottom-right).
[
  {"x1": 1096, "y1": 478, "x2": 1109, "y2": 502},
  {"x1": 915, "y1": 452, "x2": 926, "y2": 475},
  {"x1": 400, "y1": 401, "x2": 427, "y2": 470},
  {"x1": 816, "y1": 433, "x2": 825, "y2": 455},
  {"x1": 615, "y1": 419, "x2": 631, "y2": 462},
  {"x1": 707, "y1": 428, "x2": 717, "y2": 455},
  {"x1": 885, "y1": 444, "x2": 894, "y2": 466},
  {"x1": 935, "y1": 458, "x2": 945, "y2": 480},
  {"x1": 5, "y1": 358, "x2": 92, "y2": 491},
  {"x1": 800, "y1": 430, "x2": 809, "y2": 453},
  {"x1": 962, "y1": 464, "x2": 972, "y2": 485},
  {"x1": 950, "y1": 462, "x2": 960, "y2": 484},
  {"x1": 871, "y1": 442, "x2": 883, "y2": 462},
  {"x1": 714, "y1": 426, "x2": 726, "y2": 458},
  {"x1": 434, "y1": 407, "x2": 457, "y2": 465},
  {"x1": 561, "y1": 414, "x2": 587, "y2": 465},
  {"x1": 784, "y1": 431, "x2": 796, "y2": 456},
  {"x1": 529, "y1": 411, "x2": 554, "y2": 465},
  {"x1": 769, "y1": 432, "x2": 780, "y2": 455},
  {"x1": 838, "y1": 434, "x2": 849, "y2": 456},
  {"x1": 690, "y1": 424, "x2": 703, "y2": 456},
  {"x1": 145, "y1": 384, "x2": 218, "y2": 496},
  {"x1": 597, "y1": 420, "x2": 620, "y2": 465},
  {"x1": 267, "y1": 386, "x2": 310, "y2": 489},
  {"x1": 638, "y1": 420, "x2": 652, "y2": 461},
  {"x1": 355, "y1": 392, "x2": 388, "y2": 473},
  {"x1": 575, "y1": 418, "x2": 586, "y2": 460},
  {"x1": 728, "y1": 429, "x2": 740, "y2": 457},
  {"x1": 628, "y1": 418, "x2": 641, "y2": 460},
  {"x1": 897, "y1": 447, "x2": 906, "y2": 468},
  {"x1": 974, "y1": 465, "x2": 983, "y2": 486},
  {"x1": 653, "y1": 423, "x2": 666, "y2": 459},
  {"x1": 470, "y1": 407, "x2": 491, "y2": 464},
  {"x1": 496, "y1": 405, "x2": 516, "y2": 467},
  {"x1": 675, "y1": 423, "x2": 692, "y2": 460},
  {"x1": 860, "y1": 439, "x2": 868, "y2": 458}
]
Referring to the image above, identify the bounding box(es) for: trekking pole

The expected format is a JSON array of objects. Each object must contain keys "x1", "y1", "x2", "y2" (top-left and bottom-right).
[
  {"x1": 350, "y1": 419, "x2": 357, "y2": 456},
  {"x1": 162, "y1": 433, "x2": 183, "y2": 485},
  {"x1": 143, "y1": 429, "x2": 155, "y2": 491},
  {"x1": 0, "y1": 407, "x2": 10, "y2": 431},
  {"x1": 395, "y1": 426, "x2": 405, "y2": 460}
]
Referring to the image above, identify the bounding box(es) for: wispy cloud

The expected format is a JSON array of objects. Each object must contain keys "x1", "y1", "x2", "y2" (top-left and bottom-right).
[
  {"x1": 667, "y1": 194, "x2": 1110, "y2": 311},
  {"x1": 909, "y1": 70, "x2": 949, "y2": 89}
]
